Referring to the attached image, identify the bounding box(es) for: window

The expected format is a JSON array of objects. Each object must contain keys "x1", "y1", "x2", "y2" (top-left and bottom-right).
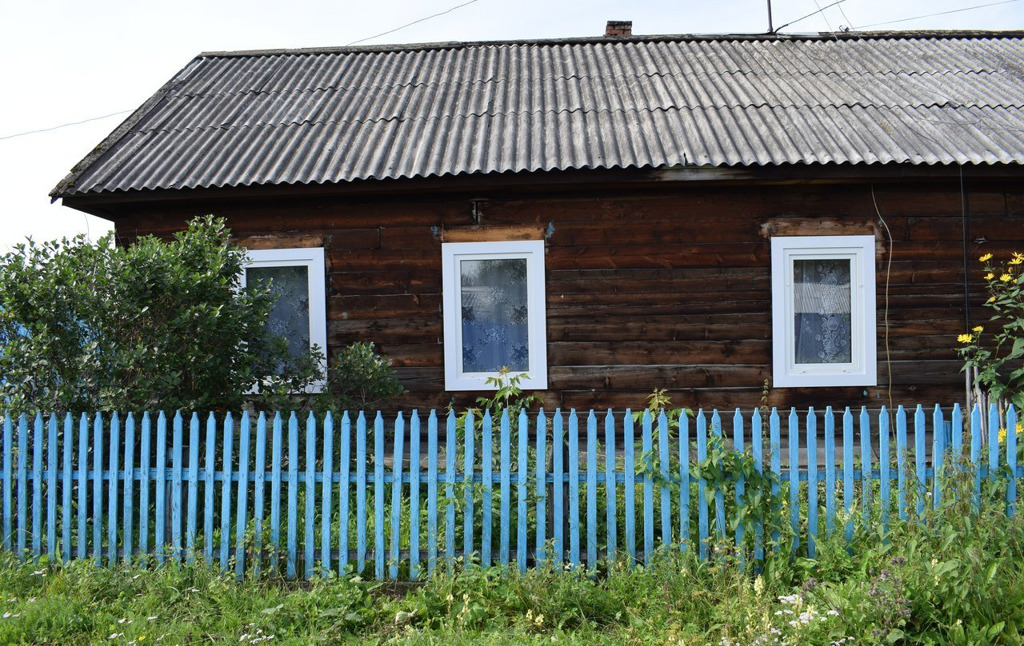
[
  {"x1": 771, "y1": 235, "x2": 876, "y2": 388},
  {"x1": 442, "y1": 240, "x2": 547, "y2": 391},
  {"x1": 241, "y1": 247, "x2": 327, "y2": 391}
]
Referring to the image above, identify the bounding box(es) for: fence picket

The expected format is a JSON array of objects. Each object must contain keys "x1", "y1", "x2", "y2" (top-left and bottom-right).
[
  {"x1": 788, "y1": 408, "x2": 799, "y2": 553},
  {"x1": 806, "y1": 409, "x2": 817, "y2": 558},
  {"x1": 94, "y1": 413, "x2": 105, "y2": 564},
  {"x1": 500, "y1": 410, "x2": 511, "y2": 566},
  {"x1": 751, "y1": 409, "x2": 763, "y2": 561},
  {"x1": 286, "y1": 413, "x2": 299, "y2": 579},
  {"x1": 409, "y1": 411, "x2": 420, "y2": 579},
  {"x1": 340, "y1": 413, "x2": 352, "y2": 574},
  {"x1": 205, "y1": 414, "x2": 216, "y2": 564},
  {"x1": 1008, "y1": 407, "x2": 1018, "y2": 517},
  {"x1": 915, "y1": 405, "x2": 926, "y2": 518},
  {"x1": 463, "y1": 411, "x2": 475, "y2": 563},
  {"x1": 733, "y1": 409, "x2": 744, "y2": 551},
  {"x1": 234, "y1": 412, "x2": 250, "y2": 580},
  {"x1": 356, "y1": 412, "x2": 367, "y2": 573},
  {"x1": 569, "y1": 411, "x2": 580, "y2": 568},
  {"x1": 860, "y1": 407, "x2": 872, "y2": 524},
  {"x1": 660, "y1": 411, "x2": 671, "y2": 551},
  {"x1": 557, "y1": 411, "x2": 565, "y2": 565},
  {"x1": 933, "y1": 405, "x2": 944, "y2": 508},
  {"x1": 321, "y1": 412, "x2": 333, "y2": 577},
  {"x1": 15, "y1": 415, "x2": 27, "y2": 558},
  {"x1": 33, "y1": 414, "x2": 43, "y2": 558},
  {"x1": 711, "y1": 411, "x2": 725, "y2": 542},
  {"x1": 2, "y1": 416, "x2": 11, "y2": 553},
  {"x1": 305, "y1": 412, "x2": 317, "y2": 580},
  {"x1": 896, "y1": 406, "x2": 907, "y2": 521},
  {"x1": 389, "y1": 413, "x2": 405, "y2": 580},
  {"x1": 444, "y1": 411, "x2": 456, "y2": 570},
  {"x1": 481, "y1": 411, "x2": 492, "y2": 569},
  {"x1": 769, "y1": 409, "x2": 781, "y2": 547},
  {"x1": 588, "y1": 411, "x2": 599, "y2": 570},
  {"x1": 426, "y1": 411, "x2": 437, "y2": 576},
  {"x1": 186, "y1": 413, "x2": 199, "y2": 561},
  {"x1": 155, "y1": 412, "x2": 167, "y2": 564},
  {"x1": 221, "y1": 413, "x2": 234, "y2": 571},
  {"x1": 606, "y1": 410, "x2": 617, "y2": 562},
  {"x1": 642, "y1": 410, "x2": 653, "y2": 562},
  {"x1": 47, "y1": 414, "x2": 58, "y2": 558},
  {"x1": 374, "y1": 412, "x2": 385, "y2": 579},
  {"x1": 536, "y1": 411, "x2": 548, "y2": 564},
  {"x1": 879, "y1": 407, "x2": 891, "y2": 531},
  {"x1": 340, "y1": 412, "x2": 352, "y2": 574},
  {"x1": 517, "y1": 409, "x2": 529, "y2": 571},
  {"x1": 271, "y1": 413, "x2": 283, "y2": 566},
  {"x1": 124, "y1": 413, "x2": 135, "y2": 562},
  {"x1": 989, "y1": 404, "x2": 1001, "y2": 485},
  {"x1": 971, "y1": 404, "x2": 982, "y2": 508},
  {"x1": 843, "y1": 408, "x2": 854, "y2": 541},
  {"x1": 140, "y1": 413, "x2": 151, "y2": 561},
  {"x1": 62, "y1": 413, "x2": 74, "y2": 562},
  {"x1": 824, "y1": 408, "x2": 835, "y2": 536},
  {"x1": 696, "y1": 410, "x2": 708, "y2": 561},
  {"x1": 254, "y1": 413, "x2": 268, "y2": 577}
]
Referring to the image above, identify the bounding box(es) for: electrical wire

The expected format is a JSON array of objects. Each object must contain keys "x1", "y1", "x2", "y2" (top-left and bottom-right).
[
  {"x1": 0, "y1": 109, "x2": 132, "y2": 142},
  {"x1": 812, "y1": 0, "x2": 839, "y2": 37},
  {"x1": 774, "y1": 0, "x2": 847, "y2": 32},
  {"x1": 346, "y1": 0, "x2": 481, "y2": 46},
  {"x1": 853, "y1": 0, "x2": 1019, "y2": 30},
  {"x1": 871, "y1": 184, "x2": 895, "y2": 413}
]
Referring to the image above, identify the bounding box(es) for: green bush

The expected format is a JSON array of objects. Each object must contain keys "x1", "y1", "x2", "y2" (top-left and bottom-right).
[{"x1": 0, "y1": 216, "x2": 322, "y2": 413}]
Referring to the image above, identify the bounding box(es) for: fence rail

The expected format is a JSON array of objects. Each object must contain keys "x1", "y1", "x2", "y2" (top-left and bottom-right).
[{"x1": 0, "y1": 404, "x2": 1020, "y2": 580}]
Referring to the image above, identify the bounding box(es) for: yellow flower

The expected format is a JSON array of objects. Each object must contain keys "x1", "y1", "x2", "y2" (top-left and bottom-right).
[
  {"x1": 1001, "y1": 273, "x2": 1013, "y2": 282},
  {"x1": 984, "y1": 272, "x2": 995, "y2": 280},
  {"x1": 958, "y1": 333, "x2": 974, "y2": 344},
  {"x1": 989, "y1": 296, "x2": 997, "y2": 303},
  {"x1": 972, "y1": 326, "x2": 983, "y2": 333},
  {"x1": 980, "y1": 253, "x2": 994, "y2": 262},
  {"x1": 1011, "y1": 257, "x2": 1023, "y2": 266},
  {"x1": 999, "y1": 428, "x2": 1007, "y2": 444}
]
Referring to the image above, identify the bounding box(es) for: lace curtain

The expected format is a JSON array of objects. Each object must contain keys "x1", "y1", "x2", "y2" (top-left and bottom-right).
[
  {"x1": 246, "y1": 265, "x2": 311, "y2": 359},
  {"x1": 460, "y1": 258, "x2": 530, "y2": 372},
  {"x1": 793, "y1": 259, "x2": 852, "y2": 365}
]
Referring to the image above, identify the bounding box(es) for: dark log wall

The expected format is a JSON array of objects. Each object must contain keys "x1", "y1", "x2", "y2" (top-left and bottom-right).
[{"x1": 109, "y1": 175, "x2": 1024, "y2": 413}]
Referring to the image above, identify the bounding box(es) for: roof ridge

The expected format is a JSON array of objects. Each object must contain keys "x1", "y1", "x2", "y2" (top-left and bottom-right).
[{"x1": 197, "y1": 30, "x2": 1024, "y2": 59}]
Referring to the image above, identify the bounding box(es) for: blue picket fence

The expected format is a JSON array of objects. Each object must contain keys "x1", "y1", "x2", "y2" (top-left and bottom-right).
[{"x1": 0, "y1": 404, "x2": 1020, "y2": 580}]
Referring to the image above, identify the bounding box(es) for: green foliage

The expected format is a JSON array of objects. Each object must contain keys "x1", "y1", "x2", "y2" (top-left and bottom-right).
[
  {"x1": 316, "y1": 341, "x2": 405, "y2": 414},
  {"x1": 958, "y1": 251, "x2": 1024, "y2": 408},
  {"x1": 631, "y1": 388, "x2": 692, "y2": 432},
  {"x1": 0, "y1": 216, "x2": 322, "y2": 413},
  {"x1": 472, "y1": 368, "x2": 540, "y2": 421}
]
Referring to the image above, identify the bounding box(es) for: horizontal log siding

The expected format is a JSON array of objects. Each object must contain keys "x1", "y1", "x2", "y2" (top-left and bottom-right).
[{"x1": 110, "y1": 178, "x2": 1024, "y2": 411}]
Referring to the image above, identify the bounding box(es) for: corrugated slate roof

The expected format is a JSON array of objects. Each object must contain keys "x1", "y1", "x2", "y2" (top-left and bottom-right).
[{"x1": 52, "y1": 32, "x2": 1024, "y2": 197}]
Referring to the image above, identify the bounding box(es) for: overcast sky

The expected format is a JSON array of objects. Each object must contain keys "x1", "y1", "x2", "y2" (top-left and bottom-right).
[{"x1": 1, "y1": 0, "x2": 1021, "y2": 251}]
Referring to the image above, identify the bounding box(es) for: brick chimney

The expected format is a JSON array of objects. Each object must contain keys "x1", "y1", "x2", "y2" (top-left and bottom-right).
[{"x1": 605, "y1": 20, "x2": 632, "y2": 37}]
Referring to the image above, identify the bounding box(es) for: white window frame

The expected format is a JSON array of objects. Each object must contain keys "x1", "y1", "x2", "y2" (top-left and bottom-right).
[
  {"x1": 442, "y1": 240, "x2": 548, "y2": 391},
  {"x1": 771, "y1": 235, "x2": 877, "y2": 388},
  {"x1": 241, "y1": 247, "x2": 328, "y2": 393}
]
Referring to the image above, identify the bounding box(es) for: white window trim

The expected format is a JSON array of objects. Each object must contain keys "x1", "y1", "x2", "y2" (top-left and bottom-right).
[
  {"x1": 241, "y1": 247, "x2": 328, "y2": 393},
  {"x1": 771, "y1": 235, "x2": 877, "y2": 388},
  {"x1": 442, "y1": 240, "x2": 548, "y2": 391}
]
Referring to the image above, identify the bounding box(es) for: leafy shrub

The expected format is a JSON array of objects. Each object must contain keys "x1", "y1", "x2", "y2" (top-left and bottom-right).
[
  {"x1": 315, "y1": 341, "x2": 406, "y2": 414},
  {"x1": 0, "y1": 216, "x2": 322, "y2": 413}
]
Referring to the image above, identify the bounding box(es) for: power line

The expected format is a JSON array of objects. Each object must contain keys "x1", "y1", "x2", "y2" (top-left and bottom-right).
[
  {"x1": 853, "y1": 0, "x2": 1019, "y2": 30},
  {"x1": 0, "y1": 109, "x2": 133, "y2": 142},
  {"x1": 346, "y1": 0, "x2": 481, "y2": 46},
  {"x1": 774, "y1": 0, "x2": 847, "y2": 33}
]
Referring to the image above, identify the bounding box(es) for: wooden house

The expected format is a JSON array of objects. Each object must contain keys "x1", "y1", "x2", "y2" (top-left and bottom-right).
[{"x1": 51, "y1": 28, "x2": 1024, "y2": 412}]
